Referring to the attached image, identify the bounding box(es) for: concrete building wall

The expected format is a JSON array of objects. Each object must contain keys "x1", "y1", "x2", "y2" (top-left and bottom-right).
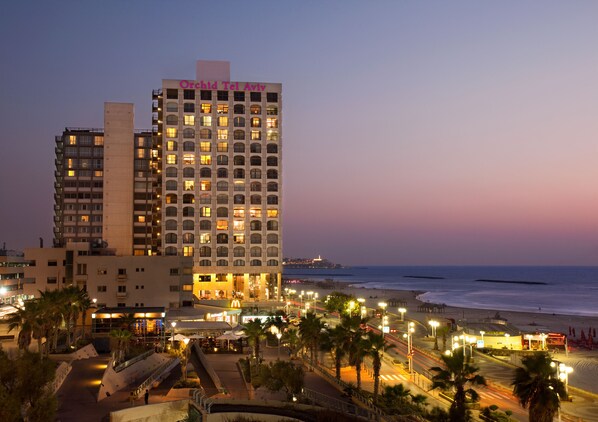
[{"x1": 103, "y1": 103, "x2": 135, "y2": 255}]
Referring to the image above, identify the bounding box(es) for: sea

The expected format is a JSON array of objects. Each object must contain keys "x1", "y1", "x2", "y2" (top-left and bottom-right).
[{"x1": 283, "y1": 266, "x2": 598, "y2": 317}]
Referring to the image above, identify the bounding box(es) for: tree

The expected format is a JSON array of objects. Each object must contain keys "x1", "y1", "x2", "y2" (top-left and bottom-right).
[
  {"x1": 0, "y1": 350, "x2": 57, "y2": 422},
  {"x1": 109, "y1": 329, "x2": 132, "y2": 364},
  {"x1": 430, "y1": 348, "x2": 486, "y2": 422},
  {"x1": 324, "y1": 292, "x2": 355, "y2": 315},
  {"x1": 283, "y1": 328, "x2": 302, "y2": 359},
  {"x1": 365, "y1": 331, "x2": 396, "y2": 403},
  {"x1": 321, "y1": 324, "x2": 350, "y2": 380},
  {"x1": 256, "y1": 360, "x2": 305, "y2": 400},
  {"x1": 298, "y1": 312, "x2": 324, "y2": 365},
  {"x1": 512, "y1": 352, "x2": 566, "y2": 422},
  {"x1": 242, "y1": 319, "x2": 267, "y2": 360}
]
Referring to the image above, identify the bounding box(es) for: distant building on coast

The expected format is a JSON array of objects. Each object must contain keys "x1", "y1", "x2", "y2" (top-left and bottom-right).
[
  {"x1": 20, "y1": 60, "x2": 283, "y2": 311},
  {"x1": 283, "y1": 255, "x2": 342, "y2": 269}
]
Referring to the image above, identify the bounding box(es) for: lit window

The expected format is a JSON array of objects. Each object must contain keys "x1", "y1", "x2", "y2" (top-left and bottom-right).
[
  {"x1": 184, "y1": 115, "x2": 195, "y2": 125},
  {"x1": 201, "y1": 103, "x2": 212, "y2": 113},
  {"x1": 250, "y1": 208, "x2": 262, "y2": 218},
  {"x1": 200, "y1": 180, "x2": 211, "y2": 191},
  {"x1": 267, "y1": 130, "x2": 278, "y2": 141},
  {"x1": 266, "y1": 118, "x2": 278, "y2": 128},
  {"x1": 182, "y1": 154, "x2": 194, "y2": 165},
  {"x1": 165, "y1": 155, "x2": 177, "y2": 165},
  {"x1": 217, "y1": 129, "x2": 228, "y2": 140},
  {"x1": 95, "y1": 136, "x2": 104, "y2": 145},
  {"x1": 200, "y1": 142, "x2": 211, "y2": 152},
  {"x1": 184, "y1": 181, "x2": 194, "y2": 191},
  {"x1": 94, "y1": 170, "x2": 103, "y2": 177},
  {"x1": 267, "y1": 209, "x2": 279, "y2": 218},
  {"x1": 200, "y1": 234, "x2": 211, "y2": 244},
  {"x1": 167, "y1": 141, "x2": 177, "y2": 151},
  {"x1": 200, "y1": 207, "x2": 211, "y2": 217},
  {"x1": 217, "y1": 104, "x2": 229, "y2": 114},
  {"x1": 218, "y1": 116, "x2": 229, "y2": 126},
  {"x1": 166, "y1": 128, "x2": 177, "y2": 138},
  {"x1": 234, "y1": 234, "x2": 245, "y2": 244},
  {"x1": 80, "y1": 215, "x2": 90, "y2": 222},
  {"x1": 68, "y1": 135, "x2": 76, "y2": 145},
  {"x1": 266, "y1": 106, "x2": 278, "y2": 115},
  {"x1": 67, "y1": 158, "x2": 76, "y2": 169},
  {"x1": 67, "y1": 170, "x2": 76, "y2": 177},
  {"x1": 217, "y1": 142, "x2": 228, "y2": 152},
  {"x1": 250, "y1": 105, "x2": 261, "y2": 114},
  {"x1": 137, "y1": 216, "x2": 146, "y2": 223},
  {"x1": 234, "y1": 208, "x2": 245, "y2": 218},
  {"x1": 233, "y1": 221, "x2": 245, "y2": 230},
  {"x1": 201, "y1": 116, "x2": 212, "y2": 126},
  {"x1": 183, "y1": 246, "x2": 194, "y2": 257},
  {"x1": 251, "y1": 130, "x2": 261, "y2": 140},
  {"x1": 217, "y1": 220, "x2": 229, "y2": 230},
  {"x1": 251, "y1": 118, "x2": 261, "y2": 127},
  {"x1": 200, "y1": 155, "x2": 212, "y2": 165}
]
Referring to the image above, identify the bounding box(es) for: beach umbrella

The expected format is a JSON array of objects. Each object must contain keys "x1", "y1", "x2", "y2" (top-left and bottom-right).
[
  {"x1": 594, "y1": 328, "x2": 596, "y2": 338},
  {"x1": 580, "y1": 330, "x2": 586, "y2": 342},
  {"x1": 168, "y1": 334, "x2": 189, "y2": 342},
  {"x1": 573, "y1": 328, "x2": 576, "y2": 337},
  {"x1": 188, "y1": 334, "x2": 205, "y2": 339},
  {"x1": 568, "y1": 326, "x2": 572, "y2": 336}
]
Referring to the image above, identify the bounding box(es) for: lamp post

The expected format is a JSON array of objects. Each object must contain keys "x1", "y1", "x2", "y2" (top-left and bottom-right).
[
  {"x1": 403, "y1": 321, "x2": 415, "y2": 377},
  {"x1": 170, "y1": 321, "x2": 177, "y2": 348},
  {"x1": 313, "y1": 292, "x2": 318, "y2": 315},
  {"x1": 378, "y1": 302, "x2": 387, "y2": 339},
  {"x1": 357, "y1": 298, "x2": 366, "y2": 318},
  {"x1": 398, "y1": 307, "x2": 406, "y2": 322},
  {"x1": 182, "y1": 337, "x2": 190, "y2": 380},
  {"x1": 479, "y1": 330, "x2": 485, "y2": 348},
  {"x1": 429, "y1": 320, "x2": 439, "y2": 350},
  {"x1": 276, "y1": 332, "x2": 282, "y2": 359},
  {"x1": 525, "y1": 334, "x2": 533, "y2": 350}
]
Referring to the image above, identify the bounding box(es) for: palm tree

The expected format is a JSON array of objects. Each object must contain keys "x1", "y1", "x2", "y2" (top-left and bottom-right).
[
  {"x1": 298, "y1": 312, "x2": 324, "y2": 365},
  {"x1": 321, "y1": 324, "x2": 350, "y2": 380},
  {"x1": 430, "y1": 348, "x2": 486, "y2": 422},
  {"x1": 242, "y1": 319, "x2": 267, "y2": 360},
  {"x1": 109, "y1": 329, "x2": 132, "y2": 364},
  {"x1": 410, "y1": 393, "x2": 428, "y2": 412},
  {"x1": 512, "y1": 352, "x2": 567, "y2": 422},
  {"x1": 365, "y1": 331, "x2": 396, "y2": 403},
  {"x1": 338, "y1": 313, "x2": 368, "y2": 388},
  {"x1": 283, "y1": 328, "x2": 302, "y2": 359}
]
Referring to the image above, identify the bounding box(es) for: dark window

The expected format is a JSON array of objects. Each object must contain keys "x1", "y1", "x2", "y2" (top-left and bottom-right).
[
  {"x1": 217, "y1": 91, "x2": 229, "y2": 101},
  {"x1": 234, "y1": 91, "x2": 245, "y2": 101},
  {"x1": 200, "y1": 90, "x2": 212, "y2": 100},
  {"x1": 267, "y1": 144, "x2": 278, "y2": 153},
  {"x1": 217, "y1": 155, "x2": 228, "y2": 165},
  {"x1": 267, "y1": 92, "x2": 278, "y2": 102},
  {"x1": 234, "y1": 104, "x2": 245, "y2": 114},
  {"x1": 184, "y1": 103, "x2": 195, "y2": 113},
  {"x1": 250, "y1": 92, "x2": 261, "y2": 102},
  {"x1": 184, "y1": 90, "x2": 195, "y2": 100},
  {"x1": 167, "y1": 89, "x2": 178, "y2": 99}
]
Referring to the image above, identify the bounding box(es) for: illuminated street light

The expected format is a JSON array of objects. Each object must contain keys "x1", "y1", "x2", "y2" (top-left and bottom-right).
[
  {"x1": 378, "y1": 302, "x2": 387, "y2": 339},
  {"x1": 479, "y1": 330, "x2": 485, "y2": 347},
  {"x1": 276, "y1": 332, "x2": 282, "y2": 359},
  {"x1": 398, "y1": 307, "x2": 406, "y2": 322},
  {"x1": 403, "y1": 322, "x2": 415, "y2": 377},
  {"x1": 170, "y1": 321, "x2": 177, "y2": 348},
  {"x1": 429, "y1": 320, "x2": 439, "y2": 350}
]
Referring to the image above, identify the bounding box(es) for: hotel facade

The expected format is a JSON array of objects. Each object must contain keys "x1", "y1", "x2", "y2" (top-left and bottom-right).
[{"x1": 44, "y1": 61, "x2": 282, "y2": 309}]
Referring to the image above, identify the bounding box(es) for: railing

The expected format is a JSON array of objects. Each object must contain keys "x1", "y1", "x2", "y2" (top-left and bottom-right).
[
  {"x1": 114, "y1": 349, "x2": 154, "y2": 372},
  {"x1": 302, "y1": 387, "x2": 378, "y2": 421},
  {"x1": 131, "y1": 357, "x2": 179, "y2": 399}
]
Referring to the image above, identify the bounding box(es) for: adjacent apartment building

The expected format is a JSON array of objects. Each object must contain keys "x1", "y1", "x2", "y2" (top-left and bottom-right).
[{"x1": 44, "y1": 61, "x2": 282, "y2": 308}]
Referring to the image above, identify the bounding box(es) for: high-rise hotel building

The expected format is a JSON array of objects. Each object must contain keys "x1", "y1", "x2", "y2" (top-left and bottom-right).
[{"x1": 52, "y1": 61, "x2": 282, "y2": 304}]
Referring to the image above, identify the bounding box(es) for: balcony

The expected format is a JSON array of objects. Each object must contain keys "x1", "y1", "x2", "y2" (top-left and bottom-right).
[
  {"x1": 116, "y1": 291, "x2": 128, "y2": 298},
  {"x1": 117, "y1": 274, "x2": 128, "y2": 281}
]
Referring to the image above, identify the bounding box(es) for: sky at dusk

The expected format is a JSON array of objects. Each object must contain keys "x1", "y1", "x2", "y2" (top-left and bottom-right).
[{"x1": 1, "y1": 1, "x2": 598, "y2": 265}]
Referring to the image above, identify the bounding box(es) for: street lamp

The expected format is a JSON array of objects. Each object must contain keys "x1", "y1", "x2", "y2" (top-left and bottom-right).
[
  {"x1": 398, "y1": 307, "x2": 406, "y2": 322},
  {"x1": 429, "y1": 320, "x2": 439, "y2": 350},
  {"x1": 403, "y1": 321, "x2": 415, "y2": 377},
  {"x1": 378, "y1": 302, "x2": 387, "y2": 339},
  {"x1": 276, "y1": 332, "x2": 282, "y2": 359},
  {"x1": 170, "y1": 321, "x2": 177, "y2": 348},
  {"x1": 182, "y1": 337, "x2": 190, "y2": 380},
  {"x1": 357, "y1": 298, "x2": 366, "y2": 318},
  {"x1": 313, "y1": 292, "x2": 318, "y2": 315},
  {"x1": 479, "y1": 331, "x2": 485, "y2": 348}
]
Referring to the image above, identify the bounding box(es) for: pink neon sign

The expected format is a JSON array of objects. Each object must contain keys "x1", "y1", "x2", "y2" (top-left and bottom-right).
[{"x1": 179, "y1": 80, "x2": 266, "y2": 91}]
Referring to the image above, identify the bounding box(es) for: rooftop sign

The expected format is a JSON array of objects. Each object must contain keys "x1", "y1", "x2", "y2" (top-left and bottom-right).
[{"x1": 179, "y1": 80, "x2": 266, "y2": 91}]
